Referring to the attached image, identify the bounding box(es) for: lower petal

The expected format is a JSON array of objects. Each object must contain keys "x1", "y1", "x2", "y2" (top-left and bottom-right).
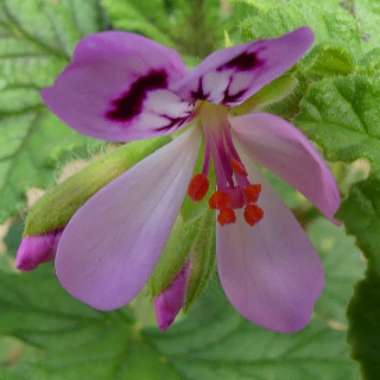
[
  {"x1": 56, "y1": 128, "x2": 200, "y2": 310},
  {"x1": 217, "y1": 162, "x2": 324, "y2": 333}
]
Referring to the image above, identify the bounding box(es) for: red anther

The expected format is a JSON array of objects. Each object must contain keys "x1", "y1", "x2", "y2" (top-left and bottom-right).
[
  {"x1": 244, "y1": 184, "x2": 262, "y2": 203},
  {"x1": 231, "y1": 158, "x2": 247, "y2": 176},
  {"x1": 218, "y1": 208, "x2": 236, "y2": 225},
  {"x1": 188, "y1": 174, "x2": 209, "y2": 201},
  {"x1": 244, "y1": 204, "x2": 264, "y2": 226},
  {"x1": 209, "y1": 191, "x2": 231, "y2": 209}
]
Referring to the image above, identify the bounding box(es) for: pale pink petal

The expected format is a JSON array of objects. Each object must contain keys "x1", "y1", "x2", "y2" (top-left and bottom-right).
[
  {"x1": 154, "y1": 263, "x2": 190, "y2": 331},
  {"x1": 175, "y1": 27, "x2": 313, "y2": 106},
  {"x1": 217, "y1": 163, "x2": 324, "y2": 333},
  {"x1": 231, "y1": 112, "x2": 340, "y2": 221},
  {"x1": 42, "y1": 32, "x2": 193, "y2": 142},
  {"x1": 55, "y1": 128, "x2": 200, "y2": 310}
]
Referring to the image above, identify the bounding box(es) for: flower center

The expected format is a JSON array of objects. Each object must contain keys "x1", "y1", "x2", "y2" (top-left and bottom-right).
[{"x1": 187, "y1": 102, "x2": 264, "y2": 226}]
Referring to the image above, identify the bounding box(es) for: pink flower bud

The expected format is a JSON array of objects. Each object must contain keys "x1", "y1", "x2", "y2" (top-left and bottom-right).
[
  {"x1": 16, "y1": 230, "x2": 63, "y2": 271},
  {"x1": 154, "y1": 263, "x2": 190, "y2": 331}
]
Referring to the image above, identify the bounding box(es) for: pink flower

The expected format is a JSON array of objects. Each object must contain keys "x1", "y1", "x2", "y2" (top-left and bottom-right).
[{"x1": 41, "y1": 27, "x2": 340, "y2": 333}]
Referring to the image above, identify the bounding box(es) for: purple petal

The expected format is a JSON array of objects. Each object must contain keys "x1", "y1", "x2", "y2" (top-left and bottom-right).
[
  {"x1": 231, "y1": 112, "x2": 340, "y2": 221},
  {"x1": 55, "y1": 128, "x2": 200, "y2": 310},
  {"x1": 42, "y1": 32, "x2": 193, "y2": 142},
  {"x1": 154, "y1": 263, "x2": 190, "y2": 331},
  {"x1": 175, "y1": 27, "x2": 313, "y2": 106},
  {"x1": 16, "y1": 231, "x2": 63, "y2": 271},
  {"x1": 217, "y1": 163, "x2": 324, "y2": 333}
]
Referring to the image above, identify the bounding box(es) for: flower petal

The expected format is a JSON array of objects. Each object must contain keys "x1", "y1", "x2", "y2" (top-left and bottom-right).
[
  {"x1": 231, "y1": 112, "x2": 340, "y2": 221},
  {"x1": 217, "y1": 163, "x2": 324, "y2": 333},
  {"x1": 56, "y1": 128, "x2": 200, "y2": 310},
  {"x1": 42, "y1": 32, "x2": 193, "y2": 142},
  {"x1": 175, "y1": 27, "x2": 313, "y2": 106}
]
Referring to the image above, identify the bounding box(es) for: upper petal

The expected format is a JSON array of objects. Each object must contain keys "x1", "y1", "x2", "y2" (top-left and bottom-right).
[
  {"x1": 42, "y1": 32, "x2": 193, "y2": 142},
  {"x1": 231, "y1": 112, "x2": 340, "y2": 221},
  {"x1": 56, "y1": 128, "x2": 200, "y2": 310},
  {"x1": 217, "y1": 163, "x2": 324, "y2": 333},
  {"x1": 175, "y1": 27, "x2": 313, "y2": 106}
]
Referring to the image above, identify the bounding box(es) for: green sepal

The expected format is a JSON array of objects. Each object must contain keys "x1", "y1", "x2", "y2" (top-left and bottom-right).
[
  {"x1": 148, "y1": 214, "x2": 200, "y2": 298},
  {"x1": 148, "y1": 208, "x2": 216, "y2": 311},
  {"x1": 24, "y1": 136, "x2": 170, "y2": 236},
  {"x1": 184, "y1": 209, "x2": 216, "y2": 311},
  {"x1": 232, "y1": 73, "x2": 299, "y2": 115}
]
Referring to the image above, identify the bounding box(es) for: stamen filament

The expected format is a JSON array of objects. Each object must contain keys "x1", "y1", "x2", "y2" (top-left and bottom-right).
[{"x1": 187, "y1": 102, "x2": 264, "y2": 227}]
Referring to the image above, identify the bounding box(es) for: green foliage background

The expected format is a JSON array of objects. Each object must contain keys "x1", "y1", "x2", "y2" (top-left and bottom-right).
[{"x1": 0, "y1": 0, "x2": 379, "y2": 379}]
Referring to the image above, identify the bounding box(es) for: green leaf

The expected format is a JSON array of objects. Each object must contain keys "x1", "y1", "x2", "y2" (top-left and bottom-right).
[
  {"x1": 301, "y1": 45, "x2": 355, "y2": 78},
  {"x1": 0, "y1": 217, "x2": 361, "y2": 379},
  {"x1": 295, "y1": 75, "x2": 380, "y2": 168},
  {"x1": 352, "y1": 0, "x2": 380, "y2": 50},
  {"x1": 234, "y1": 0, "x2": 362, "y2": 55},
  {"x1": 0, "y1": 0, "x2": 105, "y2": 223},
  {"x1": 24, "y1": 136, "x2": 170, "y2": 236},
  {"x1": 337, "y1": 174, "x2": 380, "y2": 379}
]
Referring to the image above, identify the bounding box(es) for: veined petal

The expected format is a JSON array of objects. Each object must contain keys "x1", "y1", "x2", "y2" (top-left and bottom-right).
[
  {"x1": 42, "y1": 32, "x2": 193, "y2": 142},
  {"x1": 56, "y1": 128, "x2": 200, "y2": 310},
  {"x1": 217, "y1": 163, "x2": 324, "y2": 333},
  {"x1": 175, "y1": 27, "x2": 313, "y2": 106},
  {"x1": 231, "y1": 112, "x2": 340, "y2": 221}
]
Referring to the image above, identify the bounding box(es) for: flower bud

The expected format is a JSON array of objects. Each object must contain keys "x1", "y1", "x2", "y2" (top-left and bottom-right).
[
  {"x1": 154, "y1": 263, "x2": 190, "y2": 331},
  {"x1": 16, "y1": 230, "x2": 63, "y2": 271},
  {"x1": 23, "y1": 136, "x2": 170, "y2": 238}
]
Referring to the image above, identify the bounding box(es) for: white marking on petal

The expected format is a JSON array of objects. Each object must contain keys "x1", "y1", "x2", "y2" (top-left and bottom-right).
[
  {"x1": 137, "y1": 113, "x2": 171, "y2": 130},
  {"x1": 203, "y1": 70, "x2": 231, "y2": 102},
  {"x1": 228, "y1": 72, "x2": 252, "y2": 96},
  {"x1": 145, "y1": 90, "x2": 192, "y2": 117}
]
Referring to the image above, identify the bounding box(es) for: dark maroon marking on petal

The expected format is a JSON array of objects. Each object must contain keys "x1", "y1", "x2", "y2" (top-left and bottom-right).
[
  {"x1": 221, "y1": 75, "x2": 248, "y2": 105},
  {"x1": 191, "y1": 77, "x2": 210, "y2": 101},
  {"x1": 223, "y1": 89, "x2": 247, "y2": 104},
  {"x1": 155, "y1": 114, "x2": 191, "y2": 132},
  {"x1": 106, "y1": 69, "x2": 168, "y2": 122},
  {"x1": 217, "y1": 51, "x2": 264, "y2": 72}
]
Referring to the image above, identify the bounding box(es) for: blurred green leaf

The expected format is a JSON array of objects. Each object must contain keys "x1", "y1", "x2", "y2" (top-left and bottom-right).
[
  {"x1": 0, "y1": 0, "x2": 105, "y2": 223},
  {"x1": 337, "y1": 174, "x2": 380, "y2": 380},
  {"x1": 102, "y1": 0, "x2": 224, "y2": 61},
  {"x1": 0, "y1": 217, "x2": 362, "y2": 379}
]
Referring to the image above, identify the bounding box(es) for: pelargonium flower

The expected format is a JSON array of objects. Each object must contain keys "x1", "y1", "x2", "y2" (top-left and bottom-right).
[{"x1": 39, "y1": 27, "x2": 340, "y2": 333}]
